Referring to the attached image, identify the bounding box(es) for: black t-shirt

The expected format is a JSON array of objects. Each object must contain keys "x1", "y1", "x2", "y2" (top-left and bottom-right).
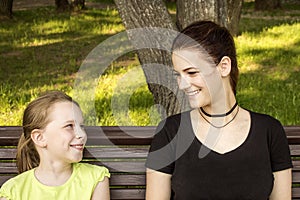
[{"x1": 146, "y1": 110, "x2": 292, "y2": 200}]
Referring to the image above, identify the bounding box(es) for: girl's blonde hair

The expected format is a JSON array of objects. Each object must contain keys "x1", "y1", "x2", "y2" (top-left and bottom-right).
[{"x1": 16, "y1": 91, "x2": 79, "y2": 173}]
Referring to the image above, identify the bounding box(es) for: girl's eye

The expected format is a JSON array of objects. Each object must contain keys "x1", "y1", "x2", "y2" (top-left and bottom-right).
[
  {"x1": 65, "y1": 124, "x2": 74, "y2": 129},
  {"x1": 187, "y1": 71, "x2": 199, "y2": 75}
]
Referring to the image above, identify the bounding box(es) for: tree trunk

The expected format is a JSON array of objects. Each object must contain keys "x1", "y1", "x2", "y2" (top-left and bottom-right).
[
  {"x1": 55, "y1": 0, "x2": 70, "y2": 12},
  {"x1": 114, "y1": 0, "x2": 189, "y2": 118},
  {"x1": 255, "y1": 0, "x2": 281, "y2": 10},
  {"x1": 176, "y1": 0, "x2": 243, "y2": 35},
  {"x1": 0, "y1": 0, "x2": 13, "y2": 18}
]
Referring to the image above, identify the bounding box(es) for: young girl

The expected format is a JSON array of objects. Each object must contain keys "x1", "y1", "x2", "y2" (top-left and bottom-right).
[{"x1": 0, "y1": 91, "x2": 110, "y2": 200}]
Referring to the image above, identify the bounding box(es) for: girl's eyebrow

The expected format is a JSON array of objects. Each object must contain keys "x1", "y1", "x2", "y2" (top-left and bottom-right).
[
  {"x1": 173, "y1": 67, "x2": 199, "y2": 73},
  {"x1": 63, "y1": 120, "x2": 75, "y2": 124},
  {"x1": 184, "y1": 66, "x2": 199, "y2": 71}
]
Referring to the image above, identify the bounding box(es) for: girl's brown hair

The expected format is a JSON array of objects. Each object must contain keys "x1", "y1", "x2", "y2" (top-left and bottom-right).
[
  {"x1": 172, "y1": 20, "x2": 239, "y2": 95},
  {"x1": 16, "y1": 91, "x2": 79, "y2": 173}
]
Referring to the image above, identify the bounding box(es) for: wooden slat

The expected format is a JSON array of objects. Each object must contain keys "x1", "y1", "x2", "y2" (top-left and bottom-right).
[
  {"x1": 110, "y1": 189, "x2": 145, "y2": 200},
  {"x1": 293, "y1": 171, "x2": 300, "y2": 183},
  {"x1": 0, "y1": 146, "x2": 150, "y2": 160},
  {"x1": 0, "y1": 161, "x2": 147, "y2": 173},
  {"x1": 293, "y1": 187, "x2": 300, "y2": 199},
  {"x1": 286, "y1": 126, "x2": 300, "y2": 144},
  {"x1": 290, "y1": 145, "x2": 300, "y2": 157},
  {"x1": 292, "y1": 160, "x2": 300, "y2": 172},
  {"x1": 86, "y1": 161, "x2": 146, "y2": 173},
  {"x1": 0, "y1": 126, "x2": 156, "y2": 146},
  {"x1": 0, "y1": 126, "x2": 22, "y2": 146},
  {"x1": 84, "y1": 147, "x2": 149, "y2": 159},
  {"x1": 110, "y1": 174, "x2": 146, "y2": 186},
  {"x1": 0, "y1": 148, "x2": 15, "y2": 159},
  {"x1": 86, "y1": 126, "x2": 155, "y2": 145}
]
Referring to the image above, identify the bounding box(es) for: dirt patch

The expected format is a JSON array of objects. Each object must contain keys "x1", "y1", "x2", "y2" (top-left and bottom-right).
[
  {"x1": 13, "y1": 0, "x2": 54, "y2": 10},
  {"x1": 13, "y1": 0, "x2": 116, "y2": 10}
]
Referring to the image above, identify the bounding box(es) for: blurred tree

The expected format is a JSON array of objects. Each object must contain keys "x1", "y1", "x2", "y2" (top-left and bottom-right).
[
  {"x1": 0, "y1": 0, "x2": 13, "y2": 18},
  {"x1": 255, "y1": 0, "x2": 281, "y2": 10},
  {"x1": 114, "y1": 0, "x2": 243, "y2": 118},
  {"x1": 55, "y1": 0, "x2": 69, "y2": 11},
  {"x1": 55, "y1": 0, "x2": 85, "y2": 11}
]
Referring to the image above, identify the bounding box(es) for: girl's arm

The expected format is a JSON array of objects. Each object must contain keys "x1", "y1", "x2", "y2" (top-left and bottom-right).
[
  {"x1": 91, "y1": 176, "x2": 110, "y2": 200},
  {"x1": 146, "y1": 168, "x2": 172, "y2": 200},
  {"x1": 0, "y1": 198, "x2": 7, "y2": 200},
  {"x1": 269, "y1": 168, "x2": 292, "y2": 200}
]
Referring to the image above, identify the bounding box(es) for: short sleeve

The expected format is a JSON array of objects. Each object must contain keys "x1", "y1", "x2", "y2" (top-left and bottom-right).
[
  {"x1": 95, "y1": 166, "x2": 110, "y2": 182},
  {"x1": 0, "y1": 178, "x2": 14, "y2": 200},
  {"x1": 77, "y1": 163, "x2": 110, "y2": 184},
  {"x1": 145, "y1": 119, "x2": 177, "y2": 174},
  {"x1": 269, "y1": 119, "x2": 293, "y2": 172}
]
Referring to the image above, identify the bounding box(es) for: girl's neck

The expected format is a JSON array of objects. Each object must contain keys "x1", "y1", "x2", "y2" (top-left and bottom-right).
[
  {"x1": 34, "y1": 162, "x2": 73, "y2": 186},
  {"x1": 203, "y1": 92, "x2": 237, "y2": 117}
]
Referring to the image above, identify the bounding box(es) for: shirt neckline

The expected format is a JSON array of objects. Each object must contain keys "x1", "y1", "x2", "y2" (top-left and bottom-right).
[
  {"x1": 187, "y1": 110, "x2": 253, "y2": 155},
  {"x1": 32, "y1": 163, "x2": 77, "y2": 190}
]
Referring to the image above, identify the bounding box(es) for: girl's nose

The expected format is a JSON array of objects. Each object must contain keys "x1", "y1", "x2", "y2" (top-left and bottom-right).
[
  {"x1": 177, "y1": 76, "x2": 191, "y2": 90},
  {"x1": 75, "y1": 125, "x2": 86, "y2": 139}
]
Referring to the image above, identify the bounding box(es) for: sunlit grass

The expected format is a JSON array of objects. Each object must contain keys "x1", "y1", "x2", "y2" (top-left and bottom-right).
[{"x1": 236, "y1": 20, "x2": 300, "y2": 125}]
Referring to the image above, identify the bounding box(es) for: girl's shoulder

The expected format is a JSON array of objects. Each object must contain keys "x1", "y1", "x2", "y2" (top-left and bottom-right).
[
  {"x1": 0, "y1": 169, "x2": 35, "y2": 199},
  {"x1": 73, "y1": 163, "x2": 110, "y2": 181},
  {"x1": 248, "y1": 110, "x2": 282, "y2": 127},
  {"x1": 157, "y1": 110, "x2": 191, "y2": 129},
  {"x1": 2, "y1": 169, "x2": 34, "y2": 186}
]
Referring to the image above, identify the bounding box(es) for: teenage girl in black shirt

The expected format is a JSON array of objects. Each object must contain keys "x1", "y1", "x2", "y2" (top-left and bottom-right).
[{"x1": 145, "y1": 21, "x2": 292, "y2": 200}]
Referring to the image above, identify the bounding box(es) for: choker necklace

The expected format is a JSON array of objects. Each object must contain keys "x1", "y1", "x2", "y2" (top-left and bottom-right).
[
  {"x1": 199, "y1": 106, "x2": 239, "y2": 129},
  {"x1": 200, "y1": 102, "x2": 238, "y2": 117}
]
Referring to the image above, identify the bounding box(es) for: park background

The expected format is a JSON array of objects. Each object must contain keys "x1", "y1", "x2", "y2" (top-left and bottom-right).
[{"x1": 0, "y1": 0, "x2": 299, "y2": 126}]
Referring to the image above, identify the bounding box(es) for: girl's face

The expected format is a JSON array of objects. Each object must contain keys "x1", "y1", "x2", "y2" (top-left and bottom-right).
[
  {"x1": 42, "y1": 101, "x2": 87, "y2": 163},
  {"x1": 172, "y1": 49, "x2": 222, "y2": 108}
]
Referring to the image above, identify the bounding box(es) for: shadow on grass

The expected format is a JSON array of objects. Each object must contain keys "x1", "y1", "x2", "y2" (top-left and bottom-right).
[{"x1": 237, "y1": 37, "x2": 300, "y2": 125}]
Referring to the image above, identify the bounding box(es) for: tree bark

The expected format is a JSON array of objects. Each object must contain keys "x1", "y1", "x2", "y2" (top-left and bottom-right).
[
  {"x1": 0, "y1": 0, "x2": 13, "y2": 18},
  {"x1": 114, "y1": 0, "x2": 189, "y2": 118},
  {"x1": 176, "y1": 0, "x2": 243, "y2": 35},
  {"x1": 55, "y1": 0, "x2": 70, "y2": 12},
  {"x1": 255, "y1": 0, "x2": 281, "y2": 10}
]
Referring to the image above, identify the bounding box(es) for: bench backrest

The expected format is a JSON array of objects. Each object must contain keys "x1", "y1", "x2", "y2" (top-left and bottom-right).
[{"x1": 0, "y1": 126, "x2": 299, "y2": 199}]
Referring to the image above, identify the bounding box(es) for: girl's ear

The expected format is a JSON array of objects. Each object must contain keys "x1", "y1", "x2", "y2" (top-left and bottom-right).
[
  {"x1": 218, "y1": 56, "x2": 231, "y2": 77},
  {"x1": 31, "y1": 129, "x2": 47, "y2": 148}
]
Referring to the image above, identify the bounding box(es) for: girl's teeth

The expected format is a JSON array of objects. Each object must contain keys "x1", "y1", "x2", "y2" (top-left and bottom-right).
[{"x1": 187, "y1": 90, "x2": 200, "y2": 96}]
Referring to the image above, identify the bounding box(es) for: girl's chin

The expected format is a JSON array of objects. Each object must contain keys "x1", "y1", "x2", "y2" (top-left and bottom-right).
[
  {"x1": 189, "y1": 102, "x2": 202, "y2": 109},
  {"x1": 188, "y1": 98, "x2": 208, "y2": 109}
]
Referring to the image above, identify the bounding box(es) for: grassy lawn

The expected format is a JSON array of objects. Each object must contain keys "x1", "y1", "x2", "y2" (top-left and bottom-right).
[{"x1": 0, "y1": 1, "x2": 299, "y2": 126}]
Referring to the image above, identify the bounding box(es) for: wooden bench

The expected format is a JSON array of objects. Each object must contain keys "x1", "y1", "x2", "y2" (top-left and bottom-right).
[{"x1": 0, "y1": 126, "x2": 299, "y2": 199}]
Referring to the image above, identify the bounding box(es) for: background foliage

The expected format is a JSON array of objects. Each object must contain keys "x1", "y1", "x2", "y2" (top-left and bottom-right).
[{"x1": 0, "y1": 0, "x2": 299, "y2": 125}]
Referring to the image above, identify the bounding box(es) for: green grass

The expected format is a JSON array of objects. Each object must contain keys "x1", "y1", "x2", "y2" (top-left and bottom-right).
[
  {"x1": 236, "y1": 1, "x2": 300, "y2": 125},
  {"x1": 0, "y1": 1, "x2": 299, "y2": 126}
]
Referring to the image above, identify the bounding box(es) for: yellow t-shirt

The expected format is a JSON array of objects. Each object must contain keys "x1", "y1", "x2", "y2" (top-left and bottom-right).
[{"x1": 0, "y1": 163, "x2": 110, "y2": 200}]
